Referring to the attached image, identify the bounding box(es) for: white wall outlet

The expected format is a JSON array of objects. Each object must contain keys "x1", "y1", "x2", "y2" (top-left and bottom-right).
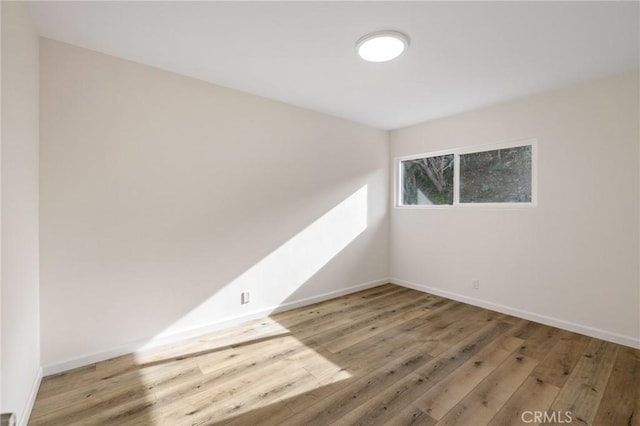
[
  {"x1": 472, "y1": 279, "x2": 480, "y2": 290},
  {"x1": 241, "y1": 291, "x2": 251, "y2": 304}
]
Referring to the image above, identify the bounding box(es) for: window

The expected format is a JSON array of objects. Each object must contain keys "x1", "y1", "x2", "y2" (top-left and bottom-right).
[{"x1": 397, "y1": 140, "x2": 536, "y2": 207}]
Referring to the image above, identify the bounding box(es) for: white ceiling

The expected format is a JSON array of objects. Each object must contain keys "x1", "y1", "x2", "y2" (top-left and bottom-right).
[{"x1": 30, "y1": 1, "x2": 639, "y2": 130}]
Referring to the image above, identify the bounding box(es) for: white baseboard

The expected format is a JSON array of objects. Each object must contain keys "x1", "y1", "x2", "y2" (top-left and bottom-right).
[
  {"x1": 19, "y1": 366, "x2": 42, "y2": 426},
  {"x1": 390, "y1": 277, "x2": 640, "y2": 349},
  {"x1": 42, "y1": 278, "x2": 388, "y2": 376}
]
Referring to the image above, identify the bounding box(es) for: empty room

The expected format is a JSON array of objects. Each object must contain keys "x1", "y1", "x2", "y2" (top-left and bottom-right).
[{"x1": 1, "y1": 1, "x2": 639, "y2": 425}]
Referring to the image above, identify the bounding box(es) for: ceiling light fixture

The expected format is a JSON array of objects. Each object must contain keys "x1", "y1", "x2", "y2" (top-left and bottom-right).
[{"x1": 356, "y1": 30, "x2": 409, "y2": 62}]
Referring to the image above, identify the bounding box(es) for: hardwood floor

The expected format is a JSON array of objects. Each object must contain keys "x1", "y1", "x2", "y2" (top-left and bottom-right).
[{"x1": 30, "y1": 284, "x2": 639, "y2": 425}]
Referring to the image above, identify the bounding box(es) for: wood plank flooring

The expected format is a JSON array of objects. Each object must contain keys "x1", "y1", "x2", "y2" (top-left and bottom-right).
[{"x1": 30, "y1": 284, "x2": 640, "y2": 425}]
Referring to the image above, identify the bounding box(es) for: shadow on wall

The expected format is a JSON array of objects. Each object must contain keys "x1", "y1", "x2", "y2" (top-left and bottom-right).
[{"x1": 31, "y1": 181, "x2": 376, "y2": 424}]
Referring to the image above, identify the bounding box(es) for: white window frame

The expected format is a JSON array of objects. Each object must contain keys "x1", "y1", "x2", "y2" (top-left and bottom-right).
[{"x1": 395, "y1": 138, "x2": 538, "y2": 209}]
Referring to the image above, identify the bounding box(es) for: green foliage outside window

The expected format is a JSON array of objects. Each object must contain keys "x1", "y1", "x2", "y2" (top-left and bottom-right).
[{"x1": 459, "y1": 146, "x2": 532, "y2": 203}]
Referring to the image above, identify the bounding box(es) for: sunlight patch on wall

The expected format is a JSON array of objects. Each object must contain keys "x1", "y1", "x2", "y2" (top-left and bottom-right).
[{"x1": 155, "y1": 185, "x2": 369, "y2": 338}]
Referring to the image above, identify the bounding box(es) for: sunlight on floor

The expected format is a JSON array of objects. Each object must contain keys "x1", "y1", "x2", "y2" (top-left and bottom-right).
[
  {"x1": 118, "y1": 187, "x2": 366, "y2": 424},
  {"x1": 132, "y1": 318, "x2": 351, "y2": 424}
]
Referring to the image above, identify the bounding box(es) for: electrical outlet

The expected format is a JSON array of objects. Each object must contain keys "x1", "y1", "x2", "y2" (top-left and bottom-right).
[
  {"x1": 241, "y1": 291, "x2": 251, "y2": 304},
  {"x1": 472, "y1": 279, "x2": 480, "y2": 290}
]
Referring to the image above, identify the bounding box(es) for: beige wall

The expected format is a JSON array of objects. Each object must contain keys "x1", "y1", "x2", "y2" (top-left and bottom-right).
[
  {"x1": 1, "y1": 1, "x2": 41, "y2": 422},
  {"x1": 40, "y1": 39, "x2": 389, "y2": 371},
  {"x1": 389, "y1": 72, "x2": 640, "y2": 347}
]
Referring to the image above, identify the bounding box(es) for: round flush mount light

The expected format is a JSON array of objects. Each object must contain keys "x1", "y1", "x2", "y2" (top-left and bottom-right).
[{"x1": 356, "y1": 30, "x2": 409, "y2": 62}]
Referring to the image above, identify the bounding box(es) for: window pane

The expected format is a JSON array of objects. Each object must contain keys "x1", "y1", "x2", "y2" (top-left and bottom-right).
[
  {"x1": 401, "y1": 154, "x2": 454, "y2": 205},
  {"x1": 459, "y1": 145, "x2": 532, "y2": 203}
]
